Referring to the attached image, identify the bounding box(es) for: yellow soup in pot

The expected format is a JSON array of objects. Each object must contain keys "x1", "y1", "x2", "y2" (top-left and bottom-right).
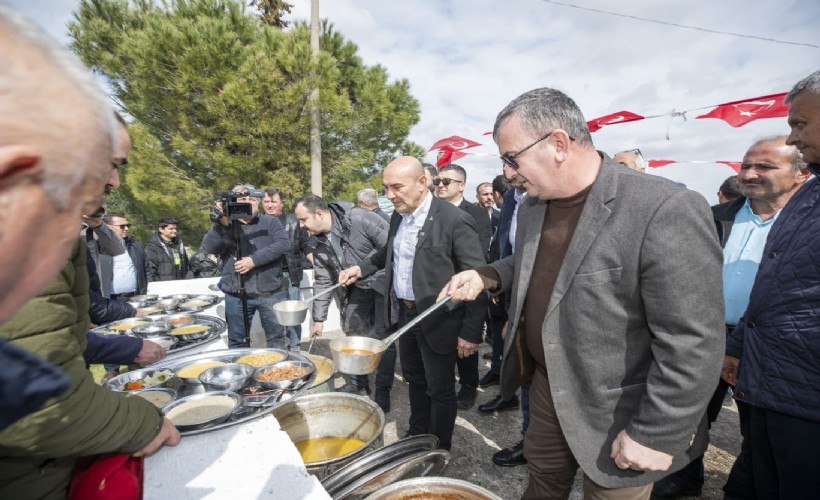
[{"x1": 295, "y1": 437, "x2": 366, "y2": 463}]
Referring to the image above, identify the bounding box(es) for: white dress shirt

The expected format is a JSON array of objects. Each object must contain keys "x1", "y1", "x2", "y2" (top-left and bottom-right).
[{"x1": 392, "y1": 192, "x2": 433, "y2": 300}]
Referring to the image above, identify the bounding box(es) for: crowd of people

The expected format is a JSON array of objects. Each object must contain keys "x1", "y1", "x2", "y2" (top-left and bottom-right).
[{"x1": 1, "y1": 4, "x2": 819, "y2": 499}]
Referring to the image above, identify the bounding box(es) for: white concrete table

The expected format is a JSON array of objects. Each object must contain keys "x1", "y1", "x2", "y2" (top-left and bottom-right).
[{"x1": 145, "y1": 415, "x2": 330, "y2": 499}]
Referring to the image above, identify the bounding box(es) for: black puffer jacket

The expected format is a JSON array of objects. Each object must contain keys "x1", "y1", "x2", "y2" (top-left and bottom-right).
[{"x1": 145, "y1": 232, "x2": 190, "y2": 281}]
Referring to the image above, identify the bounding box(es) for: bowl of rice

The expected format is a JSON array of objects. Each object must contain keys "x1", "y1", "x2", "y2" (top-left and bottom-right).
[
  {"x1": 253, "y1": 360, "x2": 315, "y2": 390},
  {"x1": 163, "y1": 391, "x2": 242, "y2": 430}
]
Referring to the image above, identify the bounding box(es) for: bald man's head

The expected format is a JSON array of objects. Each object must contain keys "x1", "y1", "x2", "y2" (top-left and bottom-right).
[{"x1": 382, "y1": 156, "x2": 429, "y2": 213}]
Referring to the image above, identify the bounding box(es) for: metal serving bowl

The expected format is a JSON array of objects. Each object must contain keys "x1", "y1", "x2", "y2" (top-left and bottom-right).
[
  {"x1": 199, "y1": 363, "x2": 255, "y2": 392},
  {"x1": 272, "y1": 300, "x2": 309, "y2": 326},
  {"x1": 162, "y1": 390, "x2": 242, "y2": 431},
  {"x1": 169, "y1": 323, "x2": 212, "y2": 342},
  {"x1": 154, "y1": 298, "x2": 181, "y2": 310},
  {"x1": 162, "y1": 313, "x2": 197, "y2": 327},
  {"x1": 142, "y1": 334, "x2": 177, "y2": 350},
  {"x1": 132, "y1": 387, "x2": 177, "y2": 409},
  {"x1": 132, "y1": 321, "x2": 173, "y2": 338},
  {"x1": 253, "y1": 360, "x2": 315, "y2": 390}
]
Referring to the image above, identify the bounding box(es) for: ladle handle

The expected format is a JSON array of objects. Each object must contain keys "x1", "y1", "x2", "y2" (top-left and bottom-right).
[
  {"x1": 305, "y1": 282, "x2": 344, "y2": 304},
  {"x1": 382, "y1": 295, "x2": 452, "y2": 347}
]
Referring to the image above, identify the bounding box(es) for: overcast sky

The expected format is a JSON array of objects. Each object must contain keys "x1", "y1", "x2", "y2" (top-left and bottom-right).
[{"x1": 10, "y1": 0, "x2": 819, "y2": 204}]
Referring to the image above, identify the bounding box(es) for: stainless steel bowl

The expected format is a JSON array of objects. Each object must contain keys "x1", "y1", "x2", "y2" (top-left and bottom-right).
[
  {"x1": 364, "y1": 477, "x2": 503, "y2": 500},
  {"x1": 162, "y1": 313, "x2": 197, "y2": 327},
  {"x1": 169, "y1": 323, "x2": 212, "y2": 342},
  {"x1": 132, "y1": 387, "x2": 177, "y2": 409},
  {"x1": 329, "y1": 337, "x2": 388, "y2": 376},
  {"x1": 132, "y1": 321, "x2": 173, "y2": 338},
  {"x1": 162, "y1": 390, "x2": 242, "y2": 431},
  {"x1": 272, "y1": 300, "x2": 309, "y2": 326},
  {"x1": 199, "y1": 363, "x2": 255, "y2": 392},
  {"x1": 253, "y1": 360, "x2": 315, "y2": 390},
  {"x1": 154, "y1": 298, "x2": 180, "y2": 310},
  {"x1": 141, "y1": 333, "x2": 177, "y2": 350}
]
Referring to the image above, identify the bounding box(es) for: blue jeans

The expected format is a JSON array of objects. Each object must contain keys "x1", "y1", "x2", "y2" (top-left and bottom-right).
[{"x1": 224, "y1": 290, "x2": 288, "y2": 349}]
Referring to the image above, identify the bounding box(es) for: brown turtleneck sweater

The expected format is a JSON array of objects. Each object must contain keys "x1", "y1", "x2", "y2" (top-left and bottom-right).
[{"x1": 478, "y1": 185, "x2": 590, "y2": 373}]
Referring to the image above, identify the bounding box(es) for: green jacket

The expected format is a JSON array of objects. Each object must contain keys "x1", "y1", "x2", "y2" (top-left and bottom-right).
[{"x1": 0, "y1": 239, "x2": 163, "y2": 499}]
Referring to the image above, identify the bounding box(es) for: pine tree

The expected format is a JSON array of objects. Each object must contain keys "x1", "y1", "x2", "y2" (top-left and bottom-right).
[{"x1": 69, "y1": 0, "x2": 422, "y2": 247}]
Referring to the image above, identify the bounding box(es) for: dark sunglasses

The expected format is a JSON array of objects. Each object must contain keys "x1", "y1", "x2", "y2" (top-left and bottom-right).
[
  {"x1": 500, "y1": 131, "x2": 554, "y2": 171},
  {"x1": 117, "y1": 224, "x2": 131, "y2": 229},
  {"x1": 432, "y1": 177, "x2": 463, "y2": 187}
]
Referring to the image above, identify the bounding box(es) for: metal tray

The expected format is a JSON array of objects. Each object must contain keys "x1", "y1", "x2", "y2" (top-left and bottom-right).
[
  {"x1": 103, "y1": 347, "x2": 317, "y2": 436},
  {"x1": 92, "y1": 314, "x2": 227, "y2": 356}
]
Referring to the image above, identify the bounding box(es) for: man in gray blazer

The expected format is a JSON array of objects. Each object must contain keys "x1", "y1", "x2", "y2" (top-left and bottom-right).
[{"x1": 441, "y1": 88, "x2": 724, "y2": 498}]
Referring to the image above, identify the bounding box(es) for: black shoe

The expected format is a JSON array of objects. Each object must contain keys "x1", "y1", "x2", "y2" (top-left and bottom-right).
[
  {"x1": 478, "y1": 394, "x2": 519, "y2": 414},
  {"x1": 478, "y1": 371, "x2": 500, "y2": 388},
  {"x1": 337, "y1": 380, "x2": 370, "y2": 396},
  {"x1": 457, "y1": 385, "x2": 477, "y2": 409},
  {"x1": 651, "y1": 458, "x2": 704, "y2": 499},
  {"x1": 492, "y1": 440, "x2": 527, "y2": 467},
  {"x1": 375, "y1": 387, "x2": 391, "y2": 413}
]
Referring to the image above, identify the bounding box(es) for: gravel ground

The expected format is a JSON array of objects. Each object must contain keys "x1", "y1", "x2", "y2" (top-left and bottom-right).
[{"x1": 306, "y1": 329, "x2": 741, "y2": 500}]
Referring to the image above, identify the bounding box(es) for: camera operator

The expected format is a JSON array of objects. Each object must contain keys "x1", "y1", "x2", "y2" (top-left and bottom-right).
[{"x1": 201, "y1": 184, "x2": 291, "y2": 348}]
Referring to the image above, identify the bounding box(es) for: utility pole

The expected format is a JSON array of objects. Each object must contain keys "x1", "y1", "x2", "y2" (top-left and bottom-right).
[{"x1": 309, "y1": 0, "x2": 322, "y2": 195}]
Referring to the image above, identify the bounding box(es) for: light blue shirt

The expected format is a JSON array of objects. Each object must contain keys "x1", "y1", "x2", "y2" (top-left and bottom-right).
[
  {"x1": 111, "y1": 247, "x2": 137, "y2": 294},
  {"x1": 392, "y1": 192, "x2": 433, "y2": 300},
  {"x1": 723, "y1": 199, "x2": 781, "y2": 324}
]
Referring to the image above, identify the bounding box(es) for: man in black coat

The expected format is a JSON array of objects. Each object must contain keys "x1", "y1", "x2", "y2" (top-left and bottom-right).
[
  {"x1": 434, "y1": 163, "x2": 491, "y2": 409},
  {"x1": 339, "y1": 156, "x2": 487, "y2": 451},
  {"x1": 145, "y1": 217, "x2": 190, "y2": 281}
]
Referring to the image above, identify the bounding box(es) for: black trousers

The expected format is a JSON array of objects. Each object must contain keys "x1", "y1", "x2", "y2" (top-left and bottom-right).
[
  {"x1": 398, "y1": 303, "x2": 458, "y2": 450},
  {"x1": 724, "y1": 402, "x2": 820, "y2": 499}
]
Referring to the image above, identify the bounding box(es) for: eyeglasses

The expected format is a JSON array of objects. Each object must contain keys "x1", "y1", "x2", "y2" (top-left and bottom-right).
[
  {"x1": 117, "y1": 224, "x2": 131, "y2": 229},
  {"x1": 432, "y1": 178, "x2": 463, "y2": 187},
  {"x1": 500, "y1": 131, "x2": 554, "y2": 171}
]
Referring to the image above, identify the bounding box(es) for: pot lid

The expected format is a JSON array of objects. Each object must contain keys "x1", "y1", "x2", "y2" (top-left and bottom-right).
[
  {"x1": 321, "y1": 435, "x2": 439, "y2": 492},
  {"x1": 325, "y1": 449, "x2": 450, "y2": 500}
]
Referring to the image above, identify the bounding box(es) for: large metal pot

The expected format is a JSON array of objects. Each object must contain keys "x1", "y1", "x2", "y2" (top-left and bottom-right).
[
  {"x1": 364, "y1": 477, "x2": 503, "y2": 500},
  {"x1": 271, "y1": 393, "x2": 385, "y2": 479}
]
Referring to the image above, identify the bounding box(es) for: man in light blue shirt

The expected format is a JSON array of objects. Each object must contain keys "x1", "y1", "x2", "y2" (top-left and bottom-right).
[{"x1": 653, "y1": 135, "x2": 809, "y2": 499}]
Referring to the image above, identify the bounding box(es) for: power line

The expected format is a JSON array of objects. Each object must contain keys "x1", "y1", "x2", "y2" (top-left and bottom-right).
[{"x1": 542, "y1": 0, "x2": 819, "y2": 49}]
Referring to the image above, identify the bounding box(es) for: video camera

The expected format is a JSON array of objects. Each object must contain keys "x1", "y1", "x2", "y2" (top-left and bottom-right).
[{"x1": 212, "y1": 189, "x2": 265, "y2": 222}]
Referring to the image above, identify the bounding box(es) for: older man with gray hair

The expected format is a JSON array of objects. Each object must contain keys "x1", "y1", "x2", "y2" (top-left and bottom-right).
[
  {"x1": 0, "y1": 7, "x2": 179, "y2": 497},
  {"x1": 357, "y1": 187, "x2": 389, "y2": 221},
  {"x1": 441, "y1": 87, "x2": 724, "y2": 499}
]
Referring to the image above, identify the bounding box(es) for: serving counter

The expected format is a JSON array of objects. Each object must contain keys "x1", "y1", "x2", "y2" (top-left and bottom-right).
[{"x1": 145, "y1": 415, "x2": 331, "y2": 499}]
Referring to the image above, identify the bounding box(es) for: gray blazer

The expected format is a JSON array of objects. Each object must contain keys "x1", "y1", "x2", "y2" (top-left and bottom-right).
[{"x1": 493, "y1": 158, "x2": 725, "y2": 488}]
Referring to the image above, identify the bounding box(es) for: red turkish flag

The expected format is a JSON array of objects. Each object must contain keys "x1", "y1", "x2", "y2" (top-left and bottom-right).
[
  {"x1": 717, "y1": 161, "x2": 742, "y2": 173},
  {"x1": 695, "y1": 93, "x2": 789, "y2": 128},
  {"x1": 428, "y1": 135, "x2": 481, "y2": 152},
  {"x1": 648, "y1": 159, "x2": 676, "y2": 168},
  {"x1": 436, "y1": 147, "x2": 468, "y2": 167},
  {"x1": 587, "y1": 111, "x2": 645, "y2": 133}
]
